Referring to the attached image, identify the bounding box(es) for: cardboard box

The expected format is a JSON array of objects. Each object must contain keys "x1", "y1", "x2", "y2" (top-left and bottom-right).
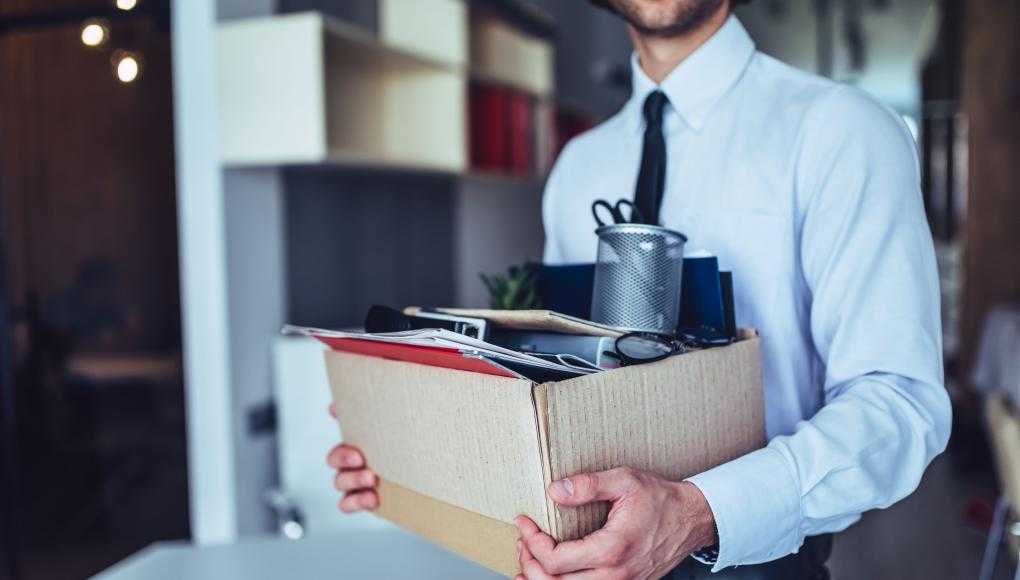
[{"x1": 325, "y1": 330, "x2": 764, "y2": 577}]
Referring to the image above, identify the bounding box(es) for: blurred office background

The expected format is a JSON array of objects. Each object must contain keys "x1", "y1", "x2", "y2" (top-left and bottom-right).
[{"x1": 0, "y1": 0, "x2": 1018, "y2": 578}]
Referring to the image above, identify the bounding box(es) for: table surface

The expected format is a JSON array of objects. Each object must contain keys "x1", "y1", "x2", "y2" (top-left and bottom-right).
[
  {"x1": 66, "y1": 351, "x2": 182, "y2": 385},
  {"x1": 92, "y1": 530, "x2": 504, "y2": 580}
]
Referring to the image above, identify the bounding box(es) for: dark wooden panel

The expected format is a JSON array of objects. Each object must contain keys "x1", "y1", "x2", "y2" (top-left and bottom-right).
[
  {"x1": 961, "y1": 0, "x2": 1020, "y2": 371},
  {"x1": 0, "y1": 18, "x2": 179, "y2": 350},
  {"x1": 0, "y1": 0, "x2": 111, "y2": 18}
]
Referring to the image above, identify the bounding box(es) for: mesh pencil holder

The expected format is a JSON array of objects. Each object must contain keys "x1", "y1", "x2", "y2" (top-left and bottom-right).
[{"x1": 590, "y1": 223, "x2": 687, "y2": 335}]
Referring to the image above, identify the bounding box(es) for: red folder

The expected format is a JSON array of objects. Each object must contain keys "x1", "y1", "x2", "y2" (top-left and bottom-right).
[{"x1": 314, "y1": 336, "x2": 521, "y2": 379}]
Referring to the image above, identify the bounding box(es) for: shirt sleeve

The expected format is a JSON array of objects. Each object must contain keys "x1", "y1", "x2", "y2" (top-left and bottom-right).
[{"x1": 685, "y1": 87, "x2": 952, "y2": 569}]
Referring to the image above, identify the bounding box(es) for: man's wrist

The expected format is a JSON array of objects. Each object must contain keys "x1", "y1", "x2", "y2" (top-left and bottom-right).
[{"x1": 675, "y1": 481, "x2": 717, "y2": 551}]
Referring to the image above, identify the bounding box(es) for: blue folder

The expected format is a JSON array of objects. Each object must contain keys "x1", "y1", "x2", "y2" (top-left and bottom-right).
[{"x1": 538, "y1": 264, "x2": 595, "y2": 320}]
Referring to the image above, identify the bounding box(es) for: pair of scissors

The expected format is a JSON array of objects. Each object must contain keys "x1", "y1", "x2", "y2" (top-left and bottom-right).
[{"x1": 591, "y1": 198, "x2": 646, "y2": 227}]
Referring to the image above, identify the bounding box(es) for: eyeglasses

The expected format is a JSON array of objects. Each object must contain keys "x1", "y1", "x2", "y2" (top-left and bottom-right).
[
  {"x1": 613, "y1": 325, "x2": 733, "y2": 366},
  {"x1": 613, "y1": 332, "x2": 696, "y2": 366}
]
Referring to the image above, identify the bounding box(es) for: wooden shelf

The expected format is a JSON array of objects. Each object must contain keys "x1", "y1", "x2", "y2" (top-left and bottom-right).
[
  {"x1": 469, "y1": 0, "x2": 557, "y2": 39},
  {"x1": 470, "y1": 11, "x2": 554, "y2": 98},
  {"x1": 218, "y1": 11, "x2": 467, "y2": 172},
  {"x1": 378, "y1": 0, "x2": 467, "y2": 69},
  {"x1": 463, "y1": 170, "x2": 548, "y2": 188}
]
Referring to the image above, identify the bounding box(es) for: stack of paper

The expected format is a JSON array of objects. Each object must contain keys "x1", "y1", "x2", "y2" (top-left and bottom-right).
[
  {"x1": 403, "y1": 307, "x2": 624, "y2": 337},
  {"x1": 282, "y1": 325, "x2": 599, "y2": 382}
]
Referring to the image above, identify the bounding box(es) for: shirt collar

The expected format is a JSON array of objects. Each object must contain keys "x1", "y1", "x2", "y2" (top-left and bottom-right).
[{"x1": 625, "y1": 15, "x2": 755, "y2": 134}]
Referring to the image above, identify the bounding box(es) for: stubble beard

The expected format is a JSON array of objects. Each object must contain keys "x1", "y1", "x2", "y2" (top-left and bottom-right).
[{"x1": 605, "y1": 0, "x2": 727, "y2": 37}]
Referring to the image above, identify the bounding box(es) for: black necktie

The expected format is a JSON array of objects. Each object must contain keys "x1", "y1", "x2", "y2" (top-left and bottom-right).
[{"x1": 633, "y1": 91, "x2": 669, "y2": 225}]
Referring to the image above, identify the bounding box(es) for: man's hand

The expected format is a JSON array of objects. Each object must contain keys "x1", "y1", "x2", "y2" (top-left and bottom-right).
[
  {"x1": 325, "y1": 403, "x2": 379, "y2": 513},
  {"x1": 514, "y1": 467, "x2": 716, "y2": 580}
]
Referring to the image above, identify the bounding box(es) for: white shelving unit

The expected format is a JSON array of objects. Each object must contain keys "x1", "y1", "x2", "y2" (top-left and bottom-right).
[
  {"x1": 216, "y1": 1, "x2": 556, "y2": 178},
  {"x1": 218, "y1": 10, "x2": 468, "y2": 172}
]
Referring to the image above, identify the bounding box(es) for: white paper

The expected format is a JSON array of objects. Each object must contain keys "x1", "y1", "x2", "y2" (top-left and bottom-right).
[{"x1": 281, "y1": 325, "x2": 598, "y2": 375}]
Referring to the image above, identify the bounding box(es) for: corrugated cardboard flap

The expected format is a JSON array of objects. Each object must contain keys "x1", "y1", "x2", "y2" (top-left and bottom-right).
[{"x1": 374, "y1": 479, "x2": 521, "y2": 576}]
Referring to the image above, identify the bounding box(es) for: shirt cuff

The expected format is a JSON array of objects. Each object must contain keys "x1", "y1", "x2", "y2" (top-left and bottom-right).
[{"x1": 685, "y1": 446, "x2": 802, "y2": 571}]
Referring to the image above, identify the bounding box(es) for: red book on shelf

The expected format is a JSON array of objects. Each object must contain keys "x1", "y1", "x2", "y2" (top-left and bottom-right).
[
  {"x1": 469, "y1": 82, "x2": 486, "y2": 168},
  {"x1": 469, "y1": 82, "x2": 509, "y2": 173},
  {"x1": 508, "y1": 91, "x2": 534, "y2": 176},
  {"x1": 314, "y1": 336, "x2": 521, "y2": 379}
]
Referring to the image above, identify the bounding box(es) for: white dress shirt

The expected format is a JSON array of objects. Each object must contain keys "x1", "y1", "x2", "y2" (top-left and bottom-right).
[{"x1": 542, "y1": 16, "x2": 951, "y2": 570}]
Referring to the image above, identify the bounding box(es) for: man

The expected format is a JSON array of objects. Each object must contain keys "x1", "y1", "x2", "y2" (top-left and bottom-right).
[{"x1": 327, "y1": 0, "x2": 952, "y2": 578}]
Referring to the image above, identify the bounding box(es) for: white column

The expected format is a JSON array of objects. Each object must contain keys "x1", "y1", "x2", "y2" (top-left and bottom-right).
[{"x1": 171, "y1": 0, "x2": 238, "y2": 544}]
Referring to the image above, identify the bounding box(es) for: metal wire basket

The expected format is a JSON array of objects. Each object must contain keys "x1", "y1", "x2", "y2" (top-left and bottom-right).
[{"x1": 590, "y1": 223, "x2": 687, "y2": 334}]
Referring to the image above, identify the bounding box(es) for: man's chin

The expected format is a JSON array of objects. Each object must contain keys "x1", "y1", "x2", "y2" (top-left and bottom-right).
[
  {"x1": 629, "y1": 19, "x2": 704, "y2": 38},
  {"x1": 617, "y1": 0, "x2": 727, "y2": 38}
]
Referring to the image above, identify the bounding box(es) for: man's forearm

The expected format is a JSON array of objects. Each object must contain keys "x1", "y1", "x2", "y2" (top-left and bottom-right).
[{"x1": 687, "y1": 372, "x2": 950, "y2": 570}]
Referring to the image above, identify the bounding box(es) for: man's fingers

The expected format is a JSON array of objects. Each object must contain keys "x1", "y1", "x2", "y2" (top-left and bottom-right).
[
  {"x1": 515, "y1": 516, "x2": 622, "y2": 574},
  {"x1": 518, "y1": 538, "x2": 558, "y2": 580},
  {"x1": 519, "y1": 537, "x2": 620, "y2": 580},
  {"x1": 326, "y1": 444, "x2": 365, "y2": 469},
  {"x1": 327, "y1": 443, "x2": 376, "y2": 513},
  {"x1": 334, "y1": 468, "x2": 377, "y2": 492},
  {"x1": 519, "y1": 537, "x2": 534, "y2": 568},
  {"x1": 560, "y1": 571, "x2": 619, "y2": 580},
  {"x1": 547, "y1": 468, "x2": 639, "y2": 507},
  {"x1": 328, "y1": 402, "x2": 338, "y2": 419},
  {"x1": 515, "y1": 516, "x2": 558, "y2": 562},
  {"x1": 518, "y1": 519, "x2": 620, "y2": 570},
  {"x1": 338, "y1": 490, "x2": 378, "y2": 512}
]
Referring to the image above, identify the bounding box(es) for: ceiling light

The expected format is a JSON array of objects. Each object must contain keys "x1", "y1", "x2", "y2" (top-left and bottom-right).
[
  {"x1": 112, "y1": 51, "x2": 142, "y2": 83},
  {"x1": 116, "y1": 0, "x2": 138, "y2": 10},
  {"x1": 80, "y1": 20, "x2": 108, "y2": 47}
]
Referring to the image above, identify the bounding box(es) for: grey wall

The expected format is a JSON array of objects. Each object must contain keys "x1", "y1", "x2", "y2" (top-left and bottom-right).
[
  {"x1": 218, "y1": 0, "x2": 286, "y2": 539},
  {"x1": 531, "y1": 0, "x2": 634, "y2": 119},
  {"x1": 455, "y1": 177, "x2": 545, "y2": 308},
  {"x1": 218, "y1": 0, "x2": 276, "y2": 21},
  {"x1": 278, "y1": 0, "x2": 379, "y2": 31},
  {"x1": 285, "y1": 169, "x2": 458, "y2": 327},
  {"x1": 284, "y1": 171, "x2": 546, "y2": 321},
  {"x1": 223, "y1": 168, "x2": 286, "y2": 535}
]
